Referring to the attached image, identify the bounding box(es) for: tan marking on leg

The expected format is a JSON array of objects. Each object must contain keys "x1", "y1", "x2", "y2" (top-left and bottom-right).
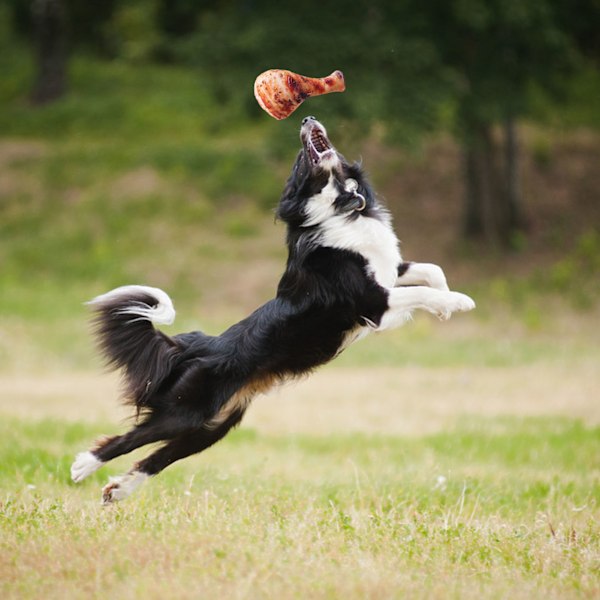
[{"x1": 204, "y1": 373, "x2": 279, "y2": 429}]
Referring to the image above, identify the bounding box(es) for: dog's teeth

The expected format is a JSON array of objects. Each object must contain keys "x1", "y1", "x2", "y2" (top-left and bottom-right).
[{"x1": 310, "y1": 131, "x2": 330, "y2": 153}]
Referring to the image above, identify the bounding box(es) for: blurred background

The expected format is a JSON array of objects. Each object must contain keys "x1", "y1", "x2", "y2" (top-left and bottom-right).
[{"x1": 0, "y1": 0, "x2": 598, "y2": 373}]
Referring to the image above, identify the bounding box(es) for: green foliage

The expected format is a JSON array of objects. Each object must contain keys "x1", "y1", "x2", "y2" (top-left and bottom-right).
[
  {"x1": 4, "y1": 0, "x2": 597, "y2": 135},
  {"x1": 109, "y1": 0, "x2": 162, "y2": 63},
  {"x1": 8, "y1": 0, "x2": 118, "y2": 54},
  {"x1": 168, "y1": 2, "x2": 454, "y2": 143},
  {"x1": 530, "y1": 64, "x2": 600, "y2": 129},
  {"x1": 429, "y1": 0, "x2": 579, "y2": 123},
  {"x1": 546, "y1": 230, "x2": 600, "y2": 308},
  {"x1": 0, "y1": 57, "x2": 215, "y2": 137}
]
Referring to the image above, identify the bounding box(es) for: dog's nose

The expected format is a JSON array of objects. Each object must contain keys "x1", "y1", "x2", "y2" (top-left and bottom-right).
[{"x1": 302, "y1": 116, "x2": 316, "y2": 125}]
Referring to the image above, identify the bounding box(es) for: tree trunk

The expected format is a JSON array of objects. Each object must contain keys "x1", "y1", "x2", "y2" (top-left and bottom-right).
[
  {"x1": 462, "y1": 145, "x2": 482, "y2": 238},
  {"x1": 462, "y1": 122, "x2": 501, "y2": 245},
  {"x1": 503, "y1": 116, "x2": 525, "y2": 236},
  {"x1": 461, "y1": 118, "x2": 525, "y2": 248},
  {"x1": 30, "y1": 0, "x2": 68, "y2": 105}
]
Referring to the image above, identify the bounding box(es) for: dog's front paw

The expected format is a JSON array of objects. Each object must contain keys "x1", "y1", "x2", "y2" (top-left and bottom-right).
[{"x1": 436, "y1": 292, "x2": 476, "y2": 321}]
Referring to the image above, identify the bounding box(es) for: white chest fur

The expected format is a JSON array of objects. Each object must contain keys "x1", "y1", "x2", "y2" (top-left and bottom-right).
[
  {"x1": 320, "y1": 212, "x2": 401, "y2": 288},
  {"x1": 303, "y1": 175, "x2": 402, "y2": 288}
]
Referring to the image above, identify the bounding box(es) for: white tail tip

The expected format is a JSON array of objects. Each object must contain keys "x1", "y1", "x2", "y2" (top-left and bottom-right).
[{"x1": 88, "y1": 285, "x2": 176, "y2": 326}]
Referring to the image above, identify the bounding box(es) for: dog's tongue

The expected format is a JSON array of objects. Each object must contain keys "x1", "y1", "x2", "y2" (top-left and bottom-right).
[{"x1": 254, "y1": 69, "x2": 345, "y2": 120}]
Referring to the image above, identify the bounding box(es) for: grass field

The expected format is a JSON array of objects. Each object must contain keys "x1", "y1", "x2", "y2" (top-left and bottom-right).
[
  {"x1": 1, "y1": 341, "x2": 599, "y2": 599},
  {"x1": 1, "y1": 409, "x2": 599, "y2": 599}
]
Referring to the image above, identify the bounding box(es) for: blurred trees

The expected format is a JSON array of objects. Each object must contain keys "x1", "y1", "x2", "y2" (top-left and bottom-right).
[
  {"x1": 6, "y1": 0, "x2": 598, "y2": 248},
  {"x1": 29, "y1": 0, "x2": 68, "y2": 104},
  {"x1": 423, "y1": 0, "x2": 581, "y2": 245}
]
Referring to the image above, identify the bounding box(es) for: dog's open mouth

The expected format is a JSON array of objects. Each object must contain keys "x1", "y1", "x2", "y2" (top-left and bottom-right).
[
  {"x1": 302, "y1": 118, "x2": 336, "y2": 165},
  {"x1": 311, "y1": 128, "x2": 331, "y2": 154}
]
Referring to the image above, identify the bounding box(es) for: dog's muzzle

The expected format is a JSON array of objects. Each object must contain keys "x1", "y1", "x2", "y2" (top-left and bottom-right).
[{"x1": 301, "y1": 116, "x2": 337, "y2": 166}]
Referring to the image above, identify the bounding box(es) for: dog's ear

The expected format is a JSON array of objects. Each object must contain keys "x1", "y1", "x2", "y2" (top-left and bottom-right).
[
  {"x1": 276, "y1": 189, "x2": 301, "y2": 225},
  {"x1": 346, "y1": 161, "x2": 365, "y2": 182},
  {"x1": 276, "y1": 151, "x2": 306, "y2": 224}
]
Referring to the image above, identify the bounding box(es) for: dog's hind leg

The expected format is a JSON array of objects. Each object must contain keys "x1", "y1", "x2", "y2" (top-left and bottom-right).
[
  {"x1": 101, "y1": 410, "x2": 245, "y2": 504},
  {"x1": 71, "y1": 415, "x2": 195, "y2": 483}
]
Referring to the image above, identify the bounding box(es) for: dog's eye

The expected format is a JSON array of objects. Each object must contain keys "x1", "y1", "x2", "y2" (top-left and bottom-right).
[{"x1": 344, "y1": 178, "x2": 358, "y2": 193}]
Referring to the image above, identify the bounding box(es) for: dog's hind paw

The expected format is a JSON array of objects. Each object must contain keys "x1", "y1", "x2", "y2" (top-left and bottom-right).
[
  {"x1": 101, "y1": 471, "x2": 149, "y2": 505},
  {"x1": 71, "y1": 451, "x2": 103, "y2": 483}
]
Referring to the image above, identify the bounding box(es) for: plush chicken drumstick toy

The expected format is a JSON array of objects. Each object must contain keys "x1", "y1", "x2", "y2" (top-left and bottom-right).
[{"x1": 254, "y1": 69, "x2": 345, "y2": 120}]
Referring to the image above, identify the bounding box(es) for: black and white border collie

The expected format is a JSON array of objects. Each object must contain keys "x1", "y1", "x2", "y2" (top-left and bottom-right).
[{"x1": 71, "y1": 116, "x2": 475, "y2": 503}]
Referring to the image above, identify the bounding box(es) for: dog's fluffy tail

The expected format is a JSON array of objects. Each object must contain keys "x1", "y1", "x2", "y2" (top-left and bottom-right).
[{"x1": 88, "y1": 285, "x2": 180, "y2": 408}]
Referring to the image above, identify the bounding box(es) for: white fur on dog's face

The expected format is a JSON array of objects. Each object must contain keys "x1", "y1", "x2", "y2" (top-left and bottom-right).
[{"x1": 298, "y1": 118, "x2": 362, "y2": 226}]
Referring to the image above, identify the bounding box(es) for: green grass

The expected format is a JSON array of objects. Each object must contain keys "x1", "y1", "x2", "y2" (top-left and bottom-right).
[{"x1": 1, "y1": 416, "x2": 598, "y2": 598}]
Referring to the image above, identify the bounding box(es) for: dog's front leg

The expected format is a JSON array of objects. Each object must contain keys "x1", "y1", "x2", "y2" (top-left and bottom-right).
[
  {"x1": 378, "y1": 286, "x2": 475, "y2": 330},
  {"x1": 396, "y1": 262, "x2": 449, "y2": 291}
]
